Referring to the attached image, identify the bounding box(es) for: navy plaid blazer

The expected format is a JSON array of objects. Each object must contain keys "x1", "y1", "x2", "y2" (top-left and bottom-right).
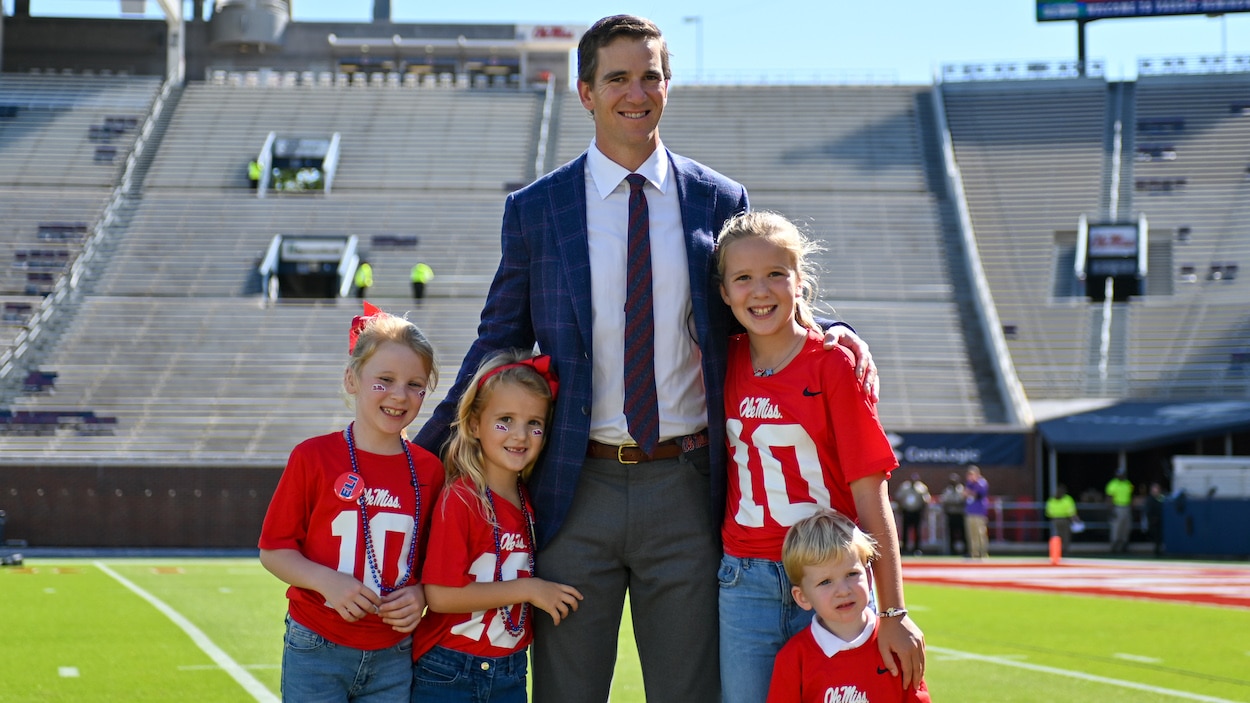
[{"x1": 416, "y1": 149, "x2": 749, "y2": 548}]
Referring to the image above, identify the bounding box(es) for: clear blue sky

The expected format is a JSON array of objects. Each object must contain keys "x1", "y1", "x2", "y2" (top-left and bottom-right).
[{"x1": 14, "y1": 0, "x2": 1250, "y2": 84}]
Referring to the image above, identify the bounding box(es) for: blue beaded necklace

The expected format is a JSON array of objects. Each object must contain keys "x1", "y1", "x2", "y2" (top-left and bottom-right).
[
  {"x1": 485, "y1": 478, "x2": 536, "y2": 637},
  {"x1": 345, "y1": 422, "x2": 421, "y2": 595}
]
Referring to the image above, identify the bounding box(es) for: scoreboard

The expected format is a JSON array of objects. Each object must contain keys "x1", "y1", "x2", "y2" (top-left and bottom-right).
[{"x1": 1038, "y1": 0, "x2": 1250, "y2": 21}]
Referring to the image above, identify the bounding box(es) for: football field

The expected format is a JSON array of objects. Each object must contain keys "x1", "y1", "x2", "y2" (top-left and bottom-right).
[{"x1": 2, "y1": 557, "x2": 1248, "y2": 702}]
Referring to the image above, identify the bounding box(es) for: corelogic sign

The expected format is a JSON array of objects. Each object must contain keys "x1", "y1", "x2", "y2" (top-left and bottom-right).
[{"x1": 887, "y1": 432, "x2": 1027, "y2": 467}]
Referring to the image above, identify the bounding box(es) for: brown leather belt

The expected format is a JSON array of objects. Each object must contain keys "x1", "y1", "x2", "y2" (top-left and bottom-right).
[{"x1": 586, "y1": 431, "x2": 709, "y2": 465}]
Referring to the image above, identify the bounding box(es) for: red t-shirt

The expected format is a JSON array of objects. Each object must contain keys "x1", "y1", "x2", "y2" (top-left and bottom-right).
[
  {"x1": 258, "y1": 431, "x2": 444, "y2": 650},
  {"x1": 412, "y1": 479, "x2": 537, "y2": 661},
  {"x1": 767, "y1": 620, "x2": 931, "y2": 703},
  {"x1": 722, "y1": 331, "x2": 898, "y2": 560}
]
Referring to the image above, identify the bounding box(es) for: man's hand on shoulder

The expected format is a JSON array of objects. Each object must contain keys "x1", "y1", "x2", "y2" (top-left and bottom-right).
[{"x1": 822, "y1": 326, "x2": 879, "y2": 403}]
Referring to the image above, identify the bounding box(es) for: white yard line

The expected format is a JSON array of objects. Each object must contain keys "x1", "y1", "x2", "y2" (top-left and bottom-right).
[
  {"x1": 93, "y1": 561, "x2": 279, "y2": 703},
  {"x1": 930, "y1": 645, "x2": 1244, "y2": 703}
]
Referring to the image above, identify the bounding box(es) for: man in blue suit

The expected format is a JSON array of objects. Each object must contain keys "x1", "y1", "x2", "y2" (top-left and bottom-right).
[{"x1": 417, "y1": 15, "x2": 876, "y2": 702}]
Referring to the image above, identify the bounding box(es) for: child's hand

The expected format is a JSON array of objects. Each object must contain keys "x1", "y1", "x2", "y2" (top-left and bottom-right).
[
  {"x1": 526, "y1": 579, "x2": 584, "y2": 626},
  {"x1": 877, "y1": 614, "x2": 925, "y2": 689},
  {"x1": 379, "y1": 584, "x2": 427, "y2": 633},
  {"x1": 321, "y1": 571, "x2": 383, "y2": 623}
]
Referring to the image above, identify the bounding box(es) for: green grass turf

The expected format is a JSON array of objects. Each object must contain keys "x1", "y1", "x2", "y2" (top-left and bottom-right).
[{"x1": 3, "y1": 559, "x2": 1249, "y2": 702}]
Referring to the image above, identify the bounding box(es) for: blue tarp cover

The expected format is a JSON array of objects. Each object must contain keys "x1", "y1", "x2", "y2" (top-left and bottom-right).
[{"x1": 1037, "y1": 400, "x2": 1250, "y2": 452}]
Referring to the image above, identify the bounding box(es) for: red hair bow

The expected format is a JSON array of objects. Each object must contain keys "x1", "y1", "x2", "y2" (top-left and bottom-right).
[
  {"x1": 348, "y1": 301, "x2": 384, "y2": 354},
  {"x1": 477, "y1": 354, "x2": 559, "y2": 399}
]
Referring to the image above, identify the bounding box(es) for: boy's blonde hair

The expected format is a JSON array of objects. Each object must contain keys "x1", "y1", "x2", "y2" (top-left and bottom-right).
[
  {"x1": 782, "y1": 508, "x2": 878, "y2": 585},
  {"x1": 345, "y1": 310, "x2": 438, "y2": 398},
  {"x1": 715, "y1": 210, "x2": 823, "y2": 333},
  {"x1": 444, "y1": 349, "x2": 556, "y2": 519}
]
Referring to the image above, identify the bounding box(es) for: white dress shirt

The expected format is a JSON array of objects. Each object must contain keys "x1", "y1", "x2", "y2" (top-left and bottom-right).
[{"x1": 584, "y1": 140, "x2": 707, "y2": 446}]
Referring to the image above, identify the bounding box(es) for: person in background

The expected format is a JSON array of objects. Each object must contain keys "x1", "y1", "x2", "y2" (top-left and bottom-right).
[
  {"x1": 1145, "y1": 481, "x2": 1166, "y2": 557},
  {"x1": 355, "y1": 260, "x2": 373, "y2": 300},
  {"x1": 247, "y1": 159, "x2": 261, "y2": 190},
  {"x1": 1044, "y1": 483, "x2": 1079, "y2": 556},
  {"x1": 1106, "y1": 467, "x2": 1134, "y2": 554},
  {"x1": 258, "y1": 303, "x2": 444, "y2": 702},
  {"x1": 964, "y1": 465, "x2": 989, "y2": 560},
  {"x1": 767, "y1": 509, "x2": 931, "y2": 703},
  {"x1": 894, "y1": 473, "x2": 930, "y2": 556},
  {"x1": 938, "y1": 473, "x2": 965, "y2": 556},
  {"x1": 410, "y1": 262, "x2": 433, "y2": 303}
]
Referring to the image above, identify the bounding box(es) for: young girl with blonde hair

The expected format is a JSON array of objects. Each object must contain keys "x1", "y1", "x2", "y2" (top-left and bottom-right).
[
  {"x1": 259, "y1": 302, "x2": 445, "y2": 701},
  {"x1": 411, "y1": 349, "x2": 583, "y2": 703},
  {"x1": 715, "y1": 212, "x2": 924, "y2": 702}
]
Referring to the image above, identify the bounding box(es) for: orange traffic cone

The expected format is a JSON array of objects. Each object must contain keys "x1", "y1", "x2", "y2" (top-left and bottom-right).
[{"x1": 1049, "y1": 535, "x2": 1062, "y2": 565}]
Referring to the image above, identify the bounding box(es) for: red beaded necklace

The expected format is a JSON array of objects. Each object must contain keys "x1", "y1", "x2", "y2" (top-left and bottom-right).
[
  {"x1": 485, "y1": 478, "x2": 536, "y2": 637},
  {"x1": 345, "y1": 422, "x2": 421, "y2": 595}
]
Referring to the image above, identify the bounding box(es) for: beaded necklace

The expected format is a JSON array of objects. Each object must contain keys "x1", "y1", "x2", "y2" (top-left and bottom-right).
[
  {"x1": 485, "y1": 478, "x2": 536, "y2": 637},
  {"x1": 345, "y1": 422, "x2": 421, "y2": 595}
]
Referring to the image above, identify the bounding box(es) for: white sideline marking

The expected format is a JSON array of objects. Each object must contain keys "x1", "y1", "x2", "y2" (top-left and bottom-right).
[
  {"x1": 929, "y1": 646, "x2": 1241, "y2": 703},
  {"x1": 1115, "y1": 652, "x2": 1163, "y2": 664},
  {"x1": 58, "y1": 667, "x2": 79, "y2": 678},
  {"x1": 93, "y1": 561, "x2": 278, "y2": 703}
]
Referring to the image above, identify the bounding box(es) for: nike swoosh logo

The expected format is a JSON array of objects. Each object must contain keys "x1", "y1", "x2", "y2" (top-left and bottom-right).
[
  {"x1": 803, "y1": 388, "x2": 822, "y2": 396},
  {"x1": 877, "y1": 667, "x2": 890, "y2": 675}
]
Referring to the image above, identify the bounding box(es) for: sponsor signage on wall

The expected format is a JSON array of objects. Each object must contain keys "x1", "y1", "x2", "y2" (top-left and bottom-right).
[{"x1": 886, "y1": 432, "x2": 1027, "y2": 467}]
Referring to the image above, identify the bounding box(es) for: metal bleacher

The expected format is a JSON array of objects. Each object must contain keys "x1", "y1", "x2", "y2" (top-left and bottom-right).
[
  {"x1": 0, "y1": 72, "x2": 161, "y2": 188},
  {"x1": 0, "y1": 78, "x2": 538, "y2": 463},
  {"x1": 0, "y1": 72, "x2": 163, "y2": 374},
  {"x1": 941, "y1": 78, "x2": 1108, "y2": 400},
  {"x1": 13, "y1": 70, "x2": 1247, "y2": 463},
  {"x1": 1120, "y1": 73, "x2": 1250, "y2": 397}
]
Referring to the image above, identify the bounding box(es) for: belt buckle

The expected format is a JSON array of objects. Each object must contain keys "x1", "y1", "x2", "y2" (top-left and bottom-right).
[{"x1": 617, "y1": 443, "x2": 641, "y2": 465}]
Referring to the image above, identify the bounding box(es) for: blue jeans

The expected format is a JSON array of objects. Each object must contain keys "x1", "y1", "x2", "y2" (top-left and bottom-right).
[
  {"x1": 281, "y1": 615, "x2": 413, "y2": 702},
  {"x1": 411, "y1": 646, "x2": 527, "y2": 703},
  {"x1": 717, "y1": 555, "x2": 813, "y2": 703}
]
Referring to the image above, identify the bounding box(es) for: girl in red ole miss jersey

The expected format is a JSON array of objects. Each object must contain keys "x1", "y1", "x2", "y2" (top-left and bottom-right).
[
  {"x1": 715, "y1": 212, "x2": 925, "y2": 703},
  {"x1": 259, "y1": 302, "x2": 445, "y2": 702},
  {"x1": 411, "y1": 350, "x2": 582, "y2": 703}
]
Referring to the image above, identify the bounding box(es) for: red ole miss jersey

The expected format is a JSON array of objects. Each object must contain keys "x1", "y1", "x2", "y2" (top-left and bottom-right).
[
  {"x1": 259, "y1": 432, "x2": 445, "y2": 650},
  {"x1": 722, "y1": 332, "x2": 898, "y2": 560},
  {"x1": 412, "y1": 479, "x2": 536, "y2": 661},
  {"x1": 767, "y1": 620, "x2": 931, "y2": 703}
]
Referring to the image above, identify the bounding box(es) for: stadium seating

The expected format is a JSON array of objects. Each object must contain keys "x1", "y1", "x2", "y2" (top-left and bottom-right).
[
  {"x1": 941, "y1": 78, "x2": 1108, "y2": 400},
  {"x1": 1, "y1": 69, "x2": 1247, "y2": 466}
]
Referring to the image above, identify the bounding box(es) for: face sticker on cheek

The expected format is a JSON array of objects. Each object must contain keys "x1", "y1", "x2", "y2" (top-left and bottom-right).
[
  {"x1": 494, "y1": 423, "x2": 509, "y2": 433},
  {"x1": 371, "y1": 383, "x2": 387, "y2": 392},
  {"x1": 531, "y1": 428, "x2": 544, "y2": 437}
]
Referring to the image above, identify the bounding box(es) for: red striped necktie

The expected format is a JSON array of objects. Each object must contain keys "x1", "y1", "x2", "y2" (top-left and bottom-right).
[{"x1": 623, "y1": 173, "x2": 660, "y2": 455}]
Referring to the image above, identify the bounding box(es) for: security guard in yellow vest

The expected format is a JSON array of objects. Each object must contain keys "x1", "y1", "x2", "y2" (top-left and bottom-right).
[
  {"x1": 410, "y1": 262, "x2": 433, "y2": 301},
  {"x1": 1105, "y1": 469, "x2": 1134, "y2": 553},
  {"x1": 354, "y1": 261, "x2": 373, "y2": 299},
  {"x1": 1044, "y1": 484, "x2": 1078, "y2": 554}
]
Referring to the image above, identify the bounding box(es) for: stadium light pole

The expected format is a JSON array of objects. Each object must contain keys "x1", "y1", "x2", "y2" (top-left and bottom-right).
[{"x1": 683, "y1": 15, "x2": 703, "y2": 83}]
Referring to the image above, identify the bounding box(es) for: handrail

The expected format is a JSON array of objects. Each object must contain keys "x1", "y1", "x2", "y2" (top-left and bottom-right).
[
  {"x1": 930, "y1": 84, "x2": 1034, "y2": 427},
  {"x1": 532, "y1": 73, "x2": 556, "y2": 180}
]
